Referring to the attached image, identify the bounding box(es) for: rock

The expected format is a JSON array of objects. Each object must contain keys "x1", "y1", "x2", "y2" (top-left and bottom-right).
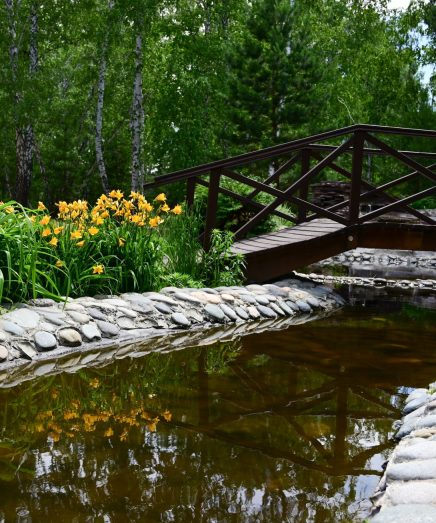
[
  {"x1": 67, "y1": 311, "x2": 90, "y2": 324},
  {"x1": 96, "y1": 320, "x2": 120, "y2": 337},
  {"x1": 387, "y1": 458, "x2": 436, "y2": 481},
  {"x1": 146, "y1": 293, "x2": 178, "y2": 306},
  {"x1": 257, "y1": 305, "x2": 277, "y2": 319},
  {"x1": 153, "y1": 302, "x2": 172, "y2": 315},
  {"x1": 204, "y1": 303, "x2": 225, "y2": 323},
  {"x1": 200, "y1": 287, "x2": 219, "y2": 295},
  {"x1": 269, "y1": 302, "x2": 285, "y2": 316},
  {"x1": 371, "y1": 504, "x2": 436, "y2": 523},
  {"x1": 0, "y1": 331, "x2": 8, "y2": 342},
  {"x1": 58, "y1": 328, "x2": 82, "y2": 347},
  {"x1": 235, "y1": 307, "x2": 249, "y2": 320},
  {"x1": 278, "y1": 301, "x2": 294, "y2": 316},
  {"x1": 2, "y1": 309, "x2": 40, "y2": 329},
  {"x1": 239, "y1": 294, "x2": 257, "y2": 305},
  {"x1": 87, "y1": 307, "x2": 108, "y2": 321},
  {"x1": 0, "y1": 345, "x2": 8, "y2": 361},
  {"x1": 0, "y1": 320, "x2": 25, "y2": 336},
  {"x1": 306, "y1": 296, "x2": 320, "y2": 308},
  {"x1": 285, "y1": 300, "x2": 300, "y2": 312},
  {"x1": 405, "y1": 396, "x2": 430, "y2": 414},
  {"x1": 16, "y1": 341, "x2": 37, "y2": 360},
  {"x1": 296, "y1": 300, "x2": 312, "y2": 313},
  {"x1": 116, "y1": 316, "x2": 136, "y2": 329},
  {"x1": 247, "y1": 306, "x2": 260, "y2": 319},
  {"x1": 28, "y1": 298, "x2": 56, "y2": 307},
  {"x1": 395, "y1": 441, "x2": 436, "y2": 461},
  {"x1": 219, "y1": 304, "x2": 237, "y2": 322},
  {"x1": 202, "y1": 293, "x2": 222, "y2": 304},
  {"x1": 254, "y1": 295, "x2": 270, "y2": 306},
  {"x1": 118, "y1": 307, "x2": 138, "y2": 319},
  {"x1": 264, "y1": 284, "x2": 289, "y2": 297},
  {"x1": 174, "y1": 292, "x2": 202, "y2": 304},
  {"x1": 64, "y1": 302, "x2": 86, "y2": 312},
  {"x1": 220, "y1": 293, "x2": 236, "y2": 303},
  {"x1": 171, "y1": 313, "x2": 191, "y2": 328},
  {"x1": 34, "y1": 331, "x2": 57, "y2": 351},
  {"x1": 42, "y1": 312, "x2": 67, "y2": 326},
  {"x1": 384, "y1": 481, "x2": 436, "y2": 506},
  {"x1": 81, "y1": 323, "x2": 101, "y2": 342}
]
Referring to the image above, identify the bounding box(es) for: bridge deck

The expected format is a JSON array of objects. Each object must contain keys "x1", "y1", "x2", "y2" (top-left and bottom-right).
[{"x1": 231, "y1": 219, "x2": 436, "y2": 282}]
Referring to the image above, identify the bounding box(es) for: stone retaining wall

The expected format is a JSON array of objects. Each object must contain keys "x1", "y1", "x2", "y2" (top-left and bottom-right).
[
  {"x1": 370, "y1": 385, "x2": 436, "y2": 522},
  {"x1": 0, "y1": 278, "x2": 344, "y2": 385}
]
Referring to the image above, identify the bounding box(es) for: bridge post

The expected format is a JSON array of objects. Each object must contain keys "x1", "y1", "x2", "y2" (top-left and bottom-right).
[
  {"x1": 297, "y1": 149, "x2": 310, "y2": 223},
  {"x1": 349, "y1": 131, "x2": 365, "y2": 224},
  {"x1": 203, "y1": 169, "x2": 221, "y2": 251},
  {"x1": 186, "y1": 176, "x2": 196, "y2": 209}
]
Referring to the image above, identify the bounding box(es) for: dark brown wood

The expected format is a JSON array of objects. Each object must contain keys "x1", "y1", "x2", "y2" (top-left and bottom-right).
[
  {"x1": 349, "y1": 131, "x2": 365, "y2": 223},
  {"x1": 186, "y1": 176, "x2": 196, "y2": 209},
  {"x1": 246, "y1": 153, "x2": 300, "y2": 200},
  {"x1": 203, "y1": 169, "x2": 221, "y2": 251},
  {"x1": 297, "y1": 149, "x2": 310, "y2": 223},
  {"x1": 195, "y1": 178, "x2": 295, "y2": 223}
]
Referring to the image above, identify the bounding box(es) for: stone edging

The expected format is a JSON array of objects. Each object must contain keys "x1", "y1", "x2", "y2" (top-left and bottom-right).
[
  {"x1": 0, "y1": 277, "x2": 345, "y2": 385},
  {"x1": 293, "y1": 271, "x2": 436, "y2": 290},
  {"x1": 370, "y1": 385, "x2": 436, "y2": 522}
]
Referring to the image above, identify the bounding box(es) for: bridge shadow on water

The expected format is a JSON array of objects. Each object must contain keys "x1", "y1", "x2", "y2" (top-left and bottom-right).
[{"x1": 1, "y1": 294, "x2": 436, "y2": 522}]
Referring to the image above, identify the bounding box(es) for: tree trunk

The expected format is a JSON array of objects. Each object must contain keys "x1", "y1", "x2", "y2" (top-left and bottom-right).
[
  {"x1": 130, "y1": 32, "x2": 144, "y2": 192},
  {"x1": 95, "y1": 39, "x2": 110, "y2": 194}
]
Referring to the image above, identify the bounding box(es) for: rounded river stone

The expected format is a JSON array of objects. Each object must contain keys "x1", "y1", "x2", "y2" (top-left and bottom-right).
[
  {"x1": 81, "y1": 323, "x2": 102, "y2": 342},
  {"x1": 0, "y1": 345, "x2": 8, "y2": 361},
  {"x1": 34, "y1": 331, "x2": 57, "y2": 351},
  {"x1": 3, "y1": 309, "x2": 40, "y2": 329},
  {"x1": 154, "y1": 302, "x2": 172, "y2": 315},
  {"x1": 204, "y1": 303, "x2": 225, "y2": 323},
  {"x1": 0, "y1": 320, "x2": 25, "y2": 336},
  {"x1": 306, "y1": 296, "x2": 320, "y2": 308},
  {"x1": 67, "y1": 311, "x2": 90, "y2": 324},
  {"x1": 296, "y1": 300, "x2": 312, "y2": 313},
  {"x1": 219, "y1": 303, "x2": 237, "y2": 322},
  {"x1": 87, "y1": 307, "x2": 107, "y2": 321},
  {"x1": 235, "y1": 307, "x2": 249, "y2": 320},
  {"x1": 256, "y1": 305, "x2": 277, "y2": 319},
  {"x1": 58, "y1": 328, "x2": 82, "y2": 347},
  {"x1": 254, "y1": 295, "x2": 270, "y2": 306},
  {"x1": 171, "y1": 312, "x2": 191, "y2": 328},
  {"x1": 96, "y1": 320, "x2": 120, "y2": 337}
]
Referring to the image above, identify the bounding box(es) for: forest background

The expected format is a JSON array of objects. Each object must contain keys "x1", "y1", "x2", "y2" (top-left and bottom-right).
[{"x1": 0, "y1": 0, "x2": 435, "y2": 211}]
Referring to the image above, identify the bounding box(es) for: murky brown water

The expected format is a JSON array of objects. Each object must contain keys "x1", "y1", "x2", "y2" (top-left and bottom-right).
[{"x1": 1, "y1": 295, "x2": 436, "y2": 523}]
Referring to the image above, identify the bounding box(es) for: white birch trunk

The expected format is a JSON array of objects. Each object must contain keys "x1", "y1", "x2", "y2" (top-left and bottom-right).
[
  {"x1": 130, "y1": 32, "x2": 144, "y2": 193},
  {"x1": 95, "y1": 40, "x2": 110, "y2": 194}
]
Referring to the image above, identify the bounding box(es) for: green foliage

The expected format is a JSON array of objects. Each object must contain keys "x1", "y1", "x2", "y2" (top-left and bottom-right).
[
  {"x1": 0, "y1": 197, "x2": 246, "y2": 303},
  {"x1": 201, "y1": 229, "x2": 245, "y2": 287}
]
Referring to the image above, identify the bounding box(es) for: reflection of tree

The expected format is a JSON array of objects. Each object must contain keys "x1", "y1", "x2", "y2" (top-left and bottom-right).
[{"x1": 0, "y1": 335, "x2": 403, "y2": 522}]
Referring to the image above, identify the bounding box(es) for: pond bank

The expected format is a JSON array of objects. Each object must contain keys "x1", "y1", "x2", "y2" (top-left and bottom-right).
[
  {"x1": 370, "y1": 383, "x2": 436, "y2": 522},
  {"x1": 0, "y1": 278, "x2": 344, "y2": 384}
]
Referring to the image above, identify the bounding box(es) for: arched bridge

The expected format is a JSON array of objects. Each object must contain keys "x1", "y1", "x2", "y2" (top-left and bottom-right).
[{"x1": 146, "y1": 124, "x2": 436, "y2": 282}]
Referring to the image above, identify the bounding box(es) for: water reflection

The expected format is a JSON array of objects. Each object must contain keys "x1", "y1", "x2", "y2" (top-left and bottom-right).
[{"x1": 1, "y1": 303, "x2": 436, "y2": 522}]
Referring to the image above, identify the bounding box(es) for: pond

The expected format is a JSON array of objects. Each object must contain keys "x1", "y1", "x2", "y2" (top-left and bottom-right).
[{"x1": 1, "y1": 290, "x2": 436, "y2": 522}]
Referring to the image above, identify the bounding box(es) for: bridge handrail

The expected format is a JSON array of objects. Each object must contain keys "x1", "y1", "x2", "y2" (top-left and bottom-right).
[{"x1": 144, "y1": 124, "x2": 436, "y2": 248}]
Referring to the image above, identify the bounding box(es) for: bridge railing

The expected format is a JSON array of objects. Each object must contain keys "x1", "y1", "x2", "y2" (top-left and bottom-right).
[{"x1": 144, "y1": 124, "x2": 436, "y2": 248}]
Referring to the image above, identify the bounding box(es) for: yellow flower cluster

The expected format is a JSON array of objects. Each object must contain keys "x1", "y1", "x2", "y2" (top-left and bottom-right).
[{"x1": 33, "y1": 190, "x2": 183, "y2": 256}]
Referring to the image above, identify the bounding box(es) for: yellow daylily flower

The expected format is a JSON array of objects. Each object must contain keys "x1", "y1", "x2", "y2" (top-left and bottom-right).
[
  {"x1": 70, "y1": 230, "x2": 82, "y2": 240},
  {"x1": 54, "y1": 226, "x2": 64, "y2": 235},
  {"x1": 161, "y1": 203, "x2": 170, "y2": 213},
  {"x1": 92, "y1": 264, "x2": 104, "y2": 274},
  {"x1": 109, "y1": 189, "x2": 123, "y2": 200},
  {"x1": 149, "y1": 216, "x2": 163, "y2": 228},
  {"x1": 37, "y1": 201, "x2": 47, "y2": 211},
  {"x1": 5, "y1": 206, "x2": 15, "y2": 214},
  {"x1": 154, "y1": 193, "x2": 166, "y2": 202},
  {"x1": 48, "y1": 237, "x2": 58, "y2": 247},
  {"x1": 40, "y1": 215, "x2": 51, "y2": 226},
  {"x1": 55, "y1": 260, "x2": 64, "y2": 268},
  {"x1": 118, "y1": 237, "x2": 126, "y2": 247},
  {"x1": 42, "y1": 228, "x2": 51, "y2": 237},
  {"x1": 88, "y1": 226, "x2": 99, "y2": 236},
  {"x1": 171, "y1": 204, "x2": 182, "y2": 215},
  {"x1": 76, "y1": 240, "x2": 85, "y2": 247}
]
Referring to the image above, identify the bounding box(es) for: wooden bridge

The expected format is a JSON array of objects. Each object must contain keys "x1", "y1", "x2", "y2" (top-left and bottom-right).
[{"x1": 146, "y1": 124, "x2": 436, "y2": 282}]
